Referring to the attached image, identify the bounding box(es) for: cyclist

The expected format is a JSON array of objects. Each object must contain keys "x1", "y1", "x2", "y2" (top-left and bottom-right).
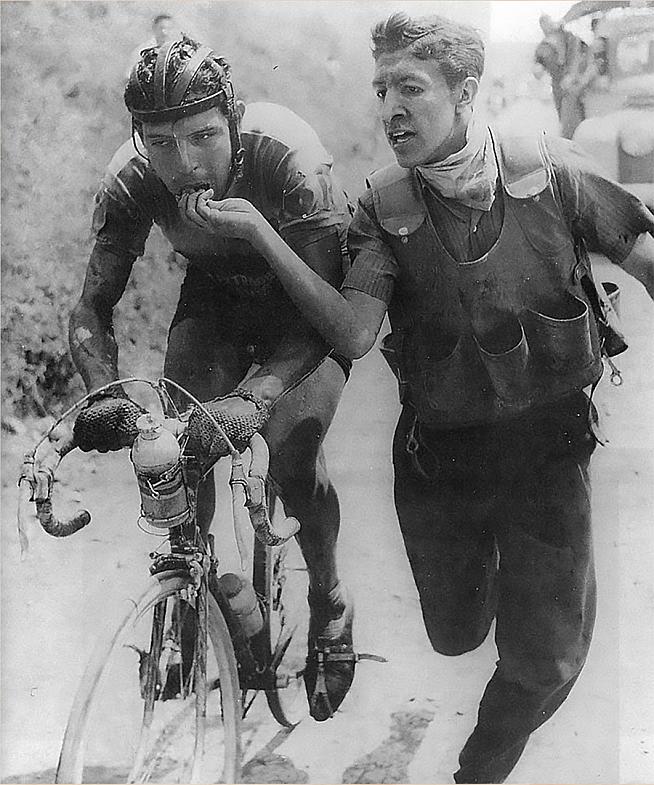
[
  {"x1": 192, "y1": 12, "x2": 654, "y2": 783},
  {"x1": 69, "y1": 36, "x2": 355, "y2": 721}
]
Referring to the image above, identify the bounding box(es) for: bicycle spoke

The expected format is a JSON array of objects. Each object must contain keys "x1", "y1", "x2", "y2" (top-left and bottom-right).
[
  {"x1": 241, "y1": 689, "x2": 258, "y2": 719},
  {"x1": 57, "y1": 578, "x2": 240, "y2": 784},
  {"x1": 271, "y1": 621, "x2": 298, "y2": 672},
  {"x1": 190, "y1": 585, "x2": 207, "y2": 783},
  {"x1": 252, "y1": 502, "x2": 310, "y2": 728}
]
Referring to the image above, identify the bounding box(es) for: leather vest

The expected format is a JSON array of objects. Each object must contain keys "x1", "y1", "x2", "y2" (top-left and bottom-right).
[{"x1": 370, "y1": 130, "x2": 604, "y2": 428}]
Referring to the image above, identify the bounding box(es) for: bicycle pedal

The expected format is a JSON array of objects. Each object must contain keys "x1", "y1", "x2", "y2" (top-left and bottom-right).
[
  {"x1": 315, "y1": 650, "x2": 387, "y2": 664},
  {"x1": 356, "y1": 652, "x2": 387, "y2": 663}
]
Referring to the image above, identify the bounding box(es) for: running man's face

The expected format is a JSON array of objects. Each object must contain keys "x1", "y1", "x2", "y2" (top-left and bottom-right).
[
  {"x1": 142, "y1": 108, "x2": 233, "y2": 198},
  {"x1": 373, "y1": 50, "x2": 466, "y2": 168}
]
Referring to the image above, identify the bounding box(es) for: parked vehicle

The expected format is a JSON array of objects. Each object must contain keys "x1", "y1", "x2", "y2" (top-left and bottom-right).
[{"x1": 570, "y1": 1, "x2": 654, "y2": 207}]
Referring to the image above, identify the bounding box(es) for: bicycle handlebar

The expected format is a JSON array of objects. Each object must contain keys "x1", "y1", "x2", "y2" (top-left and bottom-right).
[
  {"x1": 230, "y1": 433, "x2": 300, "y2": 549},
  {"x1": 35, "y1": 496, "x2": 92, "y2": 537},
  {"x1": 17, "y1": 380, "x2": 299, "y2": 555},
  {"x1": 18, "y1": 434, "x2": 91, "y2": 556}
]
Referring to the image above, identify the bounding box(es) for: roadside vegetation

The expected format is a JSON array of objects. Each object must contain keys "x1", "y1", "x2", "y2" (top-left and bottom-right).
[{"x1": 1, "y1": 1, "x2": 384, "y2": 419}]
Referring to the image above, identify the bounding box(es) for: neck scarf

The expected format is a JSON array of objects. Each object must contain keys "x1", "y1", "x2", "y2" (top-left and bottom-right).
[{"x1": 416, "y1": 114, "x2": 498, "y2": 211}]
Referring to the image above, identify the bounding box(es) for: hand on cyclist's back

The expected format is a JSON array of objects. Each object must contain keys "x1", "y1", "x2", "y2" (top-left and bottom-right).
[
  {"x1": 74, "y1": 392, "x2": 146, "y2": 453},
  {"x1": 186, "y1": 389, "x2": 270, "y2": 460}
]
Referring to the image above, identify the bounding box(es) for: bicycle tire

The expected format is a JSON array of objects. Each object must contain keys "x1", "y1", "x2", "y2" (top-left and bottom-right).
[
  {"x1": 252, "y1": 489, "x2": 309, "y2": 727},
  {"x1": 55, "y1": 572, "x2": 241, "y2": 784}
]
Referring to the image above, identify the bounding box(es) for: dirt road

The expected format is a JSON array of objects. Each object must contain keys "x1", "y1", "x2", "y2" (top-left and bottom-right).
[
  {"x1": 2, "y1": 248, "x2": 654, "y2": 785},
  {"x1": 2, "y1": 253, "x2": 653, "y2": 785}
]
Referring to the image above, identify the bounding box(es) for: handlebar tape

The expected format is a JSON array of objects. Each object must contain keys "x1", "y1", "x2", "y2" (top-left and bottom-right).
[{"x1": 35, "y1": 498, "x2": 91, "y2": 537}]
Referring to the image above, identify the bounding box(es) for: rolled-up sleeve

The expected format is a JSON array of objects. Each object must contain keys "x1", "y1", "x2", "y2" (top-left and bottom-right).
[
  {"x1": 343, "y1": 190, "x2": 398, "y2": 304},
  {"x1": 547, "y1": 136, "x2": 654, "y2": 265},
  {"x1": 274, "y1": 149, "x2": 351, "y2": 253},
  {"x1": 92, "y1": 184, "x2": 152, "y2": 258}
]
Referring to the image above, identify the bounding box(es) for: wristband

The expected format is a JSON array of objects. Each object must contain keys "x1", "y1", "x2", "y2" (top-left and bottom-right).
[{"x1": 224, "y1": 387, "x2": 270, "y2": 412}]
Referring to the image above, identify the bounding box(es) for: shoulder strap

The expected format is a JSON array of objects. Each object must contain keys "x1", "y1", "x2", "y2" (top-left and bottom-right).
[
  {"x1": 493, "y1": 128, "x2": 551, "y2": 198},
  {"x1": 367, "y1": 164, "x2": 426, "y2": 236}
]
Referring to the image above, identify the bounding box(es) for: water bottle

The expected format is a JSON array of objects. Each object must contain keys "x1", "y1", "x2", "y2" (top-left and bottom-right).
[
  {"x1": 217, "y1": 572, "x2": 264, "y2": 637},
  {"x1": 130, "y1": 413, "x2": 190, "y2": 529}
]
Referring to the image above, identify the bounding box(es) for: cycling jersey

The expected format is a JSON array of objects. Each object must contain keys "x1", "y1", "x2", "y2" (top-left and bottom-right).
[
  {"x1": 91, "y1": 101, "x2": 352, "y2": 373},
  {"x1": 92, "y1": 102, "x2": 351, "y2": 277}
]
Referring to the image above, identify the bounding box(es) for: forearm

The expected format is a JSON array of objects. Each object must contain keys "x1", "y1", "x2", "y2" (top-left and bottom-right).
[
  {"x1": 68, "y1": 244, "x2": 134, "y2": 392},
  {"x1": 69, "y1": 300, "x2": 120, "y2": 392},
  {"x1": 190, "y1": 195, "x2": 382, "y2": 357},
  {"x1": 239, "y1": 326, "x2": 332, "y2": 405},
  {"x1": 252, "y1": 224, "x2": 377, "y2": 358},
  {"x1": 620, "y1": 232, "x2": 654, "y2": 301}
]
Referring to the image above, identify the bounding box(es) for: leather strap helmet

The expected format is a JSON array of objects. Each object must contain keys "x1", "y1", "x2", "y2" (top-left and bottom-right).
[{"x1": 125, "y1": 37, "x2": 244, "y2": 182}]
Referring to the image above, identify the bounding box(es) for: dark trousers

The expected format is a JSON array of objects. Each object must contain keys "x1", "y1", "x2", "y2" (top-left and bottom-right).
[{"x1": 393, "y1": 394, "x2": 597, "y2": 783}]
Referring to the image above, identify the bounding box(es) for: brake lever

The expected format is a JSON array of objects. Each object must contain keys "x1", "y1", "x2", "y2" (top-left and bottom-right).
[
  {"x1": 243, "y1": 434, "x2": 300, "y2": 546},
  {"x1": 17, "y1": 434, "x2": 90, "y2": 556},
  {"x1": 229, "y1": 456, "x2": 253, "y2": 571}
]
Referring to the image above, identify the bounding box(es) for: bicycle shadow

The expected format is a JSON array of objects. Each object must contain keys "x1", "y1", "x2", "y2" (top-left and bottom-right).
[
  {"x1": 240, "y1": 701, "x2": 436, "y2": 784},
  {"x1": 241, "y1": 726, "x2": 309, "y2": 783},
  {"x1": 340, "y1": 705, "x2": 436, "y2": 783},
  {"x1": 3, "y1": 703, "x2": 436, "y2": 784}
]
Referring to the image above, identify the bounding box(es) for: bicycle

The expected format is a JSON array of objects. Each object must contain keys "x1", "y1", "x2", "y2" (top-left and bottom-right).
[{"x1": 18, "y1": 377, "x2": 311, "y2": 784}]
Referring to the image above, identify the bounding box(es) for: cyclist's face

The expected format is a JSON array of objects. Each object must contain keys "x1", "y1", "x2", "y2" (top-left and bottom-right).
[{"x1": 142, "y1": 108, "x2": 233, "y2": 197}]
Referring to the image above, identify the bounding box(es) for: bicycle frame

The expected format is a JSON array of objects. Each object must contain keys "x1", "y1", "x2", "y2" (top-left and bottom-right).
[
  {"x1": 16, "y1": 377, "x2": 306, "y2": 690},
  {"x1": 17, "y1": 377, "x2": 308, "y2": 783}
]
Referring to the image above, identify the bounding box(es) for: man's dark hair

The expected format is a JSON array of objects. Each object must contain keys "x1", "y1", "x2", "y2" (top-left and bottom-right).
[
  {"x1": 152, "y1": 13, "x2": 173, "y2": 26},
  {"x1": 371, "y1": 12, "x2": 485, "y2": 89},
  {"x1": 124, "y1": 35, "x2": 233, "y2": 118}
]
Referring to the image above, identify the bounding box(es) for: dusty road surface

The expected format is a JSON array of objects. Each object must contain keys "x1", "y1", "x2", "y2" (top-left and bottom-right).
[{"x1": 1, "y1": 255, "x2": 653, "y2": 785}]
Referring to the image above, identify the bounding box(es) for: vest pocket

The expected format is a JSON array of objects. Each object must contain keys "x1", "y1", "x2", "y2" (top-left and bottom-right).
[
  {"x1": 408, "y1": 336, "x2": 492, "y2": 422},
  {"x1": 526, "y1": 294, "x2": 595, "y2": 373},
  {"x1": 474, "y1": 317, "x2": 530, "y2": 402},
  {"x1": 421, "y1": 338, "x2": 465, "y2": 411}
]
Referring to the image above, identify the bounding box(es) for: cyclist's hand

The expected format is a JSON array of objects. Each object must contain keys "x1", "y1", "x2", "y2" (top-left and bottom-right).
[
  {"x1": 186, "y1": 389, "x2": 270, "y2": 462},
  {"x1": 73, "y1": 391, "x2": 146, "y2": 453},
  {"x1": 180, "y1": 190, "x2": 267, "y2": 244}
]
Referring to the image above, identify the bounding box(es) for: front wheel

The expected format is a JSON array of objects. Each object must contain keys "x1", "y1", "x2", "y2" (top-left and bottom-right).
[{"x1": 55, "y1": 573, "x2": 241, "y2": 784}]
